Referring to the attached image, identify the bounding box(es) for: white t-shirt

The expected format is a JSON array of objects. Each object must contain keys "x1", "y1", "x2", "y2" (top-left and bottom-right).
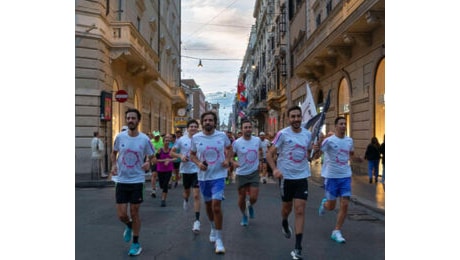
[
  {"x1": 112, "y1": 131, "x2": 155, "y2": 183},
  {"x1": 260, "y1": 139, "x2": 271, "y2": 159},
  {"x1": 91, "y1": 137, "x2": 104, "y2": 159},
  {"x1": 190, "y1": 130, "x2": 231, "y2": 181},
  {"x1": 173, "y1": 135, "x2": 199, "y2": 174},
  {"x1": 232, "y1": 136, "x2": 262, "y2": 175},
  {"x1": 320, "y1": 135, "x2": 354, "y2": 178},
  {"x1": 272, "y1": 126, "x2": 312, "y2": 179}
]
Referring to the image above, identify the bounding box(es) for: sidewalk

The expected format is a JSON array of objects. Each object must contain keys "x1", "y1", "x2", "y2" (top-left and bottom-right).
[
  {"x1": 309, "y1": 161, "x2": 385, "y2": 215},
  {"x1": 76, "y1": 163, "x2": 385, "y2": 216}
]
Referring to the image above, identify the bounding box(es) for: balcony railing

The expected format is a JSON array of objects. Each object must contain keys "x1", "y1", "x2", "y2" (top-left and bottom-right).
[
  {"x1": 171, "y1": 87, "x2": 187, "y2": 106},
  {"x1": 267, "y1": 89, "x2": 281, "y2": 101},
  {"x1": 110, "y1": 22, "x2": 159, "y2": 72}
]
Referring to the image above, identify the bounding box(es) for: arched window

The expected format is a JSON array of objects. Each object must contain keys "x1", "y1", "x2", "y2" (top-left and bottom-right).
[
  {"x1": 338, "y1": 78, "x2": 350, "y2": 135},
  {"x1": 375, "y1": 58, "x2": 385, "y2": 143}
]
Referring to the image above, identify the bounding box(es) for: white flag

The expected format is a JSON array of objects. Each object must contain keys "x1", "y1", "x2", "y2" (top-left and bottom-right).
[{"x1": 301, "y1": 83, "x2": 317, "y2": 125}]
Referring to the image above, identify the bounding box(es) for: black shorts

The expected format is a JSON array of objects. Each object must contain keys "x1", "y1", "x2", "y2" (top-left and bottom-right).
[
  {"x1": 173, "y1": 161, "x2": 180, "y2": 170},
  {"x1": 158, "y1": 171, "x2": 172, "y2": 192},
  {"x1": 182, "y1": 173, "x2": 199, "y2": 189},
  {"x1": 115, "y1": 183, "x2": 144, "y2": 204},
  {"x1": 279, "y1": 178, "x2": 309, "y2": 202},
  {"x1": 150, "y1": 163, "x2": 157, "y2": 172}
]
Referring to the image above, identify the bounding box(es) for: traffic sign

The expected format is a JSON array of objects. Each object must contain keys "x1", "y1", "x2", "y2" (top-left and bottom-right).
[{"x1": 115, "y1": 90, "x2": 128, "y2": 103}]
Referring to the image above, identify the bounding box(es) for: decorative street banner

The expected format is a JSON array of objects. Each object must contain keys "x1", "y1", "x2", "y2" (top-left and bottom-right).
[{"x1": 237, "y1": 81, "x2": 248, "y2": 108}]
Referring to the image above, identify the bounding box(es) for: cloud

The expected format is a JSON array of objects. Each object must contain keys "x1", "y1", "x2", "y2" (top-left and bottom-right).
[{"x1": 181, "y1": 0, "x2": 256, "y2": 122}]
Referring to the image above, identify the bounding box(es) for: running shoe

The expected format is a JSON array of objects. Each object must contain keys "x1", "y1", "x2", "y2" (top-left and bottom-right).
[
  {"x1": 282, "y1": 224, "x2": 293, "y2": 239},
  {"x1": 183, "y1": 200, "x2": 189, "y2": 211},
  {"x1": 240, "y1": 215, "x2": 248, "y2": 226},
  {"x1": 209, "y1": 228, "x2": 217, "y2": 243},
  {"x1": 248, "y1": 205, "x2": 255, "y2": 219},
  {"x1": 128, "y1": 243, "x2": 142, "y2": 256},
  {"x1": 123, "y1": 227, "x2": 132, "y2": 242},
  {"x1": 331, "y1": 230, "x2": 346, "y2": 243},
  {"x1": 192, "y1": 220, "x2": 200, "y2": 233},
  {"x1": 215, "y1": 239, "x2": 225, "y2": 254},
  {"x1": 318, "y1": 198, "x2": 327, "y2": 216},
  {"x1": 151, "y1": 189, "x2": 156, "y2": 198},
  {"x1": 290, "y1": 249, "x2": 302, "y2": 259},
  {"x1": 161, "y1": 200, "x2": 166, "y2": 207}
]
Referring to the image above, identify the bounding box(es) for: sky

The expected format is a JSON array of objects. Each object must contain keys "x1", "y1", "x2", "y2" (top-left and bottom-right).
[{"x1": 181, "y1": 0, "x2": 256, "y2": 96}]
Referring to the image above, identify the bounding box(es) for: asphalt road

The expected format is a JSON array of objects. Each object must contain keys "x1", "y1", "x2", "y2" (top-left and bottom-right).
[{"x1": 75, "y1": 179, "x2": 384, "y2": 259}]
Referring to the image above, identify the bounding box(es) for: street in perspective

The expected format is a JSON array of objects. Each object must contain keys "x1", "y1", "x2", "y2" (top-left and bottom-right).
[{"x1": 76, "y1": 165, "x2": 384, "y2": 259}]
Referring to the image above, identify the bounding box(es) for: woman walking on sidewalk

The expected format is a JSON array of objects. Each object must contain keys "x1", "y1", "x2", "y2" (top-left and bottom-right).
[{"x1": 364, "y1": 137, "x2": 381, "y2": 184}]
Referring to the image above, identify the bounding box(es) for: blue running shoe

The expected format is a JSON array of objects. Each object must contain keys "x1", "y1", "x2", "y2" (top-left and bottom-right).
[
  {"x1": 128, "y1": 242, "x2": 142, "y2": 256},
  {"x1": 123, "y1": 227, "x2": 132, "y2": 242},
  {"x1": 318, "y1": 198, "x2": 327, "y2": 216},
  {"x1": 331, "y1": 230, "x2": 346, "y2": 243},
  {"x1": 240, "y1": 215, "x2": 249, "y2": 226},
  {"x1": 248, "y1": 205, "x2": 255, "y2": 219}
]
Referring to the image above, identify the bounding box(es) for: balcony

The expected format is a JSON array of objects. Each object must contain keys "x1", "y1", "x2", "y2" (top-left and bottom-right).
[
  {"x1": 171, "y1": 87, "x2": 187, "y2": 107},
  {"x1": 294, "y1": 0, "x2": 384, "y2": 81},
  {"x1": 109, "y1": 22, "x2": 160, "y2": 83},
  {"x1": 267, "y1": 88, "x2": 286, "y2": 110}
]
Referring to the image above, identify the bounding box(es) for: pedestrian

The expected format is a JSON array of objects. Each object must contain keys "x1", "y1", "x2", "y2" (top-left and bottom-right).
[
  {"x1": 91, "y1": 131, "x2": 107, "y2": 179},
  {"x1": 175, "y1": 129, "x2": 183, "y2": 139},
  {"x1": 225, "y1": 131, "x2": 236, "y2": 184},
  {"x1": 156, "y1": 134, "x2": 174, "y2": 207},
  {"x1": 150, "y1": 130, "x2": 163, "y2": 198},
  {"x1": 258, "y1": 131, "x2": 271, "y2": 184},
  {"x1": 380, "y1": 135, "x2": 385, "y2": 183},
  {"x1": 170, "y1": 119, "x2": 202, "y2": 233},
  {"x1": 170, "y1": 133, "x2": 181, "y2": 188},
  {"x1": 190, "y1": 111, "x2": 232, "y2": 254},
  {"x1": 318, "y1": 116, "x2": 363, "y2": 244},
  {"x1": 110, "y1": 108, "x2": 155, "y2": 256},
  {"x1": 266, "y1": 132, "x2": 275, "y2": 179},
  {"x1": 265, "y1": 105, "x2": 316, "y2": 260},
  {"x1": 232, "y1": 118, "x2": 263, "y2": 226},
  {"x1": 364, "y1": 136, "x2": 381, "y2": 183}
]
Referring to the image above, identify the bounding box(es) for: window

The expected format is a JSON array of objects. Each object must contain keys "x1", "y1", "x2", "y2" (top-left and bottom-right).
[
  {"x1": 326, "y1": 0, "x2": 332, "y2": 16},
  {"x1": 106, "y1": 0, "x2": 110, "y2": 16},
  {"x1": 316, "y1": 13, "x2": 321, "y2": 28},
  {"x1": 137, "y1": 17, "x2": 141, "y2": 31}
]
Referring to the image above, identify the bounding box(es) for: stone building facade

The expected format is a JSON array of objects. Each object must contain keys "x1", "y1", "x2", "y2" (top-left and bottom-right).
[
  {"x1": 75, "y1": 0, "x2": 186, "y2": 179},
  {"x1": 243, "y1": 0, "x2": 385, "y2": 173},
  {"x1": 291, "y1": 0, "x2": 385, "y2": 173}
]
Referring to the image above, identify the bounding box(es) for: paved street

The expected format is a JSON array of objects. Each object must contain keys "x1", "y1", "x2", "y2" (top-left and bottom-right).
[{"x1": 76, "y1": 176, "x2": 384, "y2": 260}]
